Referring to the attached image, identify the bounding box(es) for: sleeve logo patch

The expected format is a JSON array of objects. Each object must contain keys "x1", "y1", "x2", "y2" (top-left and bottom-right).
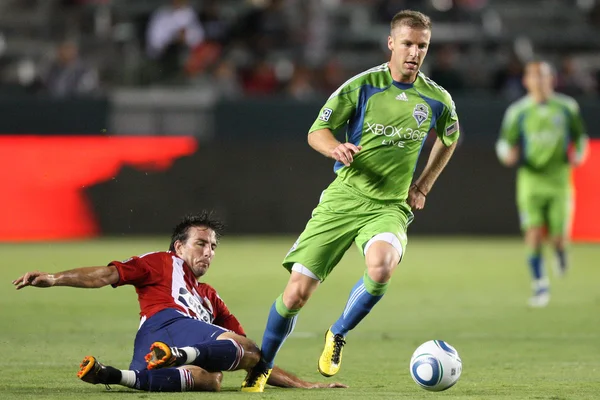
[
  {"x1": 319, "y1": 107, "x2": 333, "y2": 122},
  {"x1": 445, "y1": 121, "x2": 459, "y2": 136}
]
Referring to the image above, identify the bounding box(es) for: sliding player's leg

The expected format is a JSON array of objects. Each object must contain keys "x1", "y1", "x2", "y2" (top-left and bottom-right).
[
  {"x1": 146, "y1": 331, "x2": 259, "y2": 372},
  {"x1": 78, "y1": 355, "x2": 222, "y2": 392}
]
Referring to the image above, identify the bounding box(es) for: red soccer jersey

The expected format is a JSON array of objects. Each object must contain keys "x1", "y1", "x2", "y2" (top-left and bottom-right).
[{"x1": 109, "y1": 251, "x2": 245, "y2": 336}]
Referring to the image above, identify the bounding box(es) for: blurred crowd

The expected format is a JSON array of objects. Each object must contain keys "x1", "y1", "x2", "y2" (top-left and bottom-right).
[{"x1": 1, "y1": 0, "x2": 600, "y2": 100}]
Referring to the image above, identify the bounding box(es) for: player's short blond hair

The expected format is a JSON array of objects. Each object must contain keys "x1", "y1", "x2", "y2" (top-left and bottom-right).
[{"x1": 390, "y1": 10, "x2": 432, "y2": 32}]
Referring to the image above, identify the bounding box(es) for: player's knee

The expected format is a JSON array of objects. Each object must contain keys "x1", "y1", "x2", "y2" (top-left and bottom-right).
[
  {"x1": 240, "y1": 338, "x2": 261, "y2": 367},
  {"x1": 551, "y1": 235, "x2": 566, "y2": 249},
  {"x1": 367, "y1": 265, "x2": 394, "y2": 282},
  {"x1": 366, "y1": 244, "x2": 399, "y2": 281},
  {"x1": 283, "y1": 290, "x2": 310, "y2": 309},
  {"x1": 283, "y1": 272, "x2": 319, "y2": 309},
  {"x1": 224, "y1": 334, "x2": 260, "y2": 369}
]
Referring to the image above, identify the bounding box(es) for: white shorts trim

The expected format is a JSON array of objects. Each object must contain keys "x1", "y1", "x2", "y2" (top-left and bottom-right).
[
  {"x1": 291, "y1": 263, "x2": 320, "y2": 281},
  {"x1": 363, "y1": 232, "x2": 404, "y2": 262}
]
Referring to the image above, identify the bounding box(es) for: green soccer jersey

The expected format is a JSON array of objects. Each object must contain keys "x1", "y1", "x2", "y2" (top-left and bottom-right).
[
  {"x1": 309, "y1": 63, "x2": 460, "y2": 202},
  {"x1": 499, "y1": 94, "x2": 588, "y2": 191}
]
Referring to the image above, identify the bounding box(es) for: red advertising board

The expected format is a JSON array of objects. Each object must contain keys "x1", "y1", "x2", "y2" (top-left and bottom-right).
[{"x1": 0, "y1": 136, "x2": 196, "y2": 241}]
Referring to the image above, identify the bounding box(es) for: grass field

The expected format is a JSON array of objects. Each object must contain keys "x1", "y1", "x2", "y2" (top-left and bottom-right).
[{"x1": 1, "y1": 236, "x2": 599, "y2": 399}]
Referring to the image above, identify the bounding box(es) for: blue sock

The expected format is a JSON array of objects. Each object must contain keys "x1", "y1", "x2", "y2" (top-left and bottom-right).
[
  {"x1": 187, "y1": 339, "x2": 242, "y2": 372},
  {"x1": 331, "y1": 272, "x2": 388, "y2": 337},
  {"x1": 134, "y1": 368, "x2": 192, "y2": 392},
  {"x1": 556, "y1": 249, "x2": 567, "y2": 272},
  {"x1": 528, "y1": 253, "x2": 543, "y2": 281},
  {"x1": 260, "y1": 295, "x2": 299, "y2": 368}
]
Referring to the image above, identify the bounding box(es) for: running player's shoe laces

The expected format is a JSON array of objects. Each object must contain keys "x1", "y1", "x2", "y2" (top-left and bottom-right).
[
  {"x1": 241, "y1": 362, "x2": 272, "y2": 393},
  {"x1": 331, "y1": 334, "x2": 346, "y2": 364},
  {"x1": 245, "y1": 367, "x2": 270, "y2": 386}
]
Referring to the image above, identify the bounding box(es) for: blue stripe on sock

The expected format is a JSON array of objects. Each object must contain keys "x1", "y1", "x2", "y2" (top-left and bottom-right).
[
  {"x1": 528, "y1": 254, "x2": 543, "y2": 280},
  {"x1": 260, "y1": 302, "x2": 297, "y2": 368},
  {"x1": 332, "y1": 277, "x2": 383, "y2": 337}
]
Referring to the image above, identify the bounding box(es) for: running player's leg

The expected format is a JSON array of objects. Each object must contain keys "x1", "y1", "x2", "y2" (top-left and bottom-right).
[
  {"x1": 548, "y1": 190, "x2": 573, "y2": 277},
  {"x1": 518, "y1": 191, "x2": 549, "y2": 307},
  {"x1": 319, "y1": 202, "x2": 411, "y2": 377},
  {"x1": 243, "y1": 186, "x2": 359, "y2": 391}
]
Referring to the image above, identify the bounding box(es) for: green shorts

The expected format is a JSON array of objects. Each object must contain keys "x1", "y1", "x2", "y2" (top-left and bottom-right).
[
  {"x1": 283, "y1": 180, "x2": 413, "y2": 281},
  {"x1": 517, "y1": 185, "x2": 573, "y2": 236}
]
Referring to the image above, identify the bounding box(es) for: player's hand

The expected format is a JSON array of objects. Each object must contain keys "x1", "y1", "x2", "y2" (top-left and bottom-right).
[
  {"x1": 12, "y1": 271, "x2": 56, "y2": 290},
  {"x1": 408, "y1": 184, "x2": 427, "y2": 211},
  {"x1": 568, "y1": 151, "x2": 585, "y2": 167},
  {"x1": 331, "y1": 143, "x2": 362, "y2": 166},
  {"x1": 306, "y1": 381, "x2": 349, "y2": 389}
]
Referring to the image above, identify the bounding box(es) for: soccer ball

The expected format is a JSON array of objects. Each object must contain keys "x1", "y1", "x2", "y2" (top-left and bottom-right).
[{"x1": 409, "y1": 340, "x2": 462, "y2": 391}]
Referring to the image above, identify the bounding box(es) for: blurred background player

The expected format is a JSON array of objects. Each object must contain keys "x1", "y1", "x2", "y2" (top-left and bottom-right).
[
  {"x1": 241, "y1": 10, "x2": 460, "y2": 392},
  {"x1": 496, "y1": 61, "x2": 589, "y2": 308},
  {"x1": 13, "y1": 212, "x2": 345, "y2": 392}
]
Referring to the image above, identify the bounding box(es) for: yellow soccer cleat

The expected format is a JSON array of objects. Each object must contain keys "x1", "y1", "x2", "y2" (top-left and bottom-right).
[
  {"x1": 241, "y1": 364, "x2": 272, "y2": 393},
  {"x1": 318, "y1": 328, "x2": 346, "y2": 377}
]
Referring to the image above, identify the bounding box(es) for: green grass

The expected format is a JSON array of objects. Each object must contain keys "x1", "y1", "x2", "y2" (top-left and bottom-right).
[{"x1": 1, "y1": 236, "x2": 599, "y2": 399}]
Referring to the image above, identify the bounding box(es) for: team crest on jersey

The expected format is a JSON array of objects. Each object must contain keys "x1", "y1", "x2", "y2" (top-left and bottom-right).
[
  {"x1": 553, "y1": 114, "x2": 564, "y2": 126},
  {"x1": 319, "y1": 107, "x2": 333, "y2": 122},
  {"x1": 413, "y1": 104, "x2": 429, "y2": 127}
]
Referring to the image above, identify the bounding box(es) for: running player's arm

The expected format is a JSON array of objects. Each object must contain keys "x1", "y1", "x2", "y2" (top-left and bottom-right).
[
  {"x1": 12, "y1": 266, "x2": 119, "y2": 289},
  {"x1": 566, "y1": 98, "x2": 589, "y2": 166},
  {"x1": 496, "y1": 104, "x2": 521, "y2": 167},
  {"x1": 308, "y1": 84, "x2": 361, "y2": 166},
  {"x1": 411, "y1": 94, "x2": 460, "y2": 205},
  {"x1": 412, "y1": 138, "x2": 457, "y2": 197}
]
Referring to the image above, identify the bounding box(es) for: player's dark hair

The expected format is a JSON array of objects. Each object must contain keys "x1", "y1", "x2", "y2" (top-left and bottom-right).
[
  {"x1": 391, "y1": 10, "x2": 432, "y2": 32},
  {"x1": 169, "y1": 211, "x2": 225, "y2": 251}
]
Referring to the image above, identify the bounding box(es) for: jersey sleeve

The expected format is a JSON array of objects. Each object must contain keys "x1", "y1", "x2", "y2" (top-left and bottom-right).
[
  {"x1": 499, "y1": 104, "x2": 521, "y2": 146},
  {"x1": 308, "y1": 83, "x2": 359, "y2": 134},
  {"x1": 565, "y1": 98, "x2": 589, "y2": 157},
  {"x1": 434, "y1": 92, "x2": 460, "y2": 147},
  {"x1": 205, "y1": 285, "x2": 246, "y2": 336},
  {"x1": 109, "y1": 256, "x2": 153, "y2": 287}
]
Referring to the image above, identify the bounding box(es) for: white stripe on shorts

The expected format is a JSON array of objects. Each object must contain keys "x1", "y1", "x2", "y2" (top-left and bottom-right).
[
  {"x1": 363, "y1": 232, "x2": 404, "y2": 262},
  {"x1": 292, "y1": 263, "x2": 320, "y2": 281}
]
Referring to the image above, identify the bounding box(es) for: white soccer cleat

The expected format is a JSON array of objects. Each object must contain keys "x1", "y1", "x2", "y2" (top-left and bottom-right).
[{"x1": 528, "y1": 291, "x2": 550, "y2": 308}]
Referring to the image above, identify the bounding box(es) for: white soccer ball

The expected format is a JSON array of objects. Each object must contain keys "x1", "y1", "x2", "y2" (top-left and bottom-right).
[{"x1": 409, "y1": 340, "x2": 462, "y2": 392}]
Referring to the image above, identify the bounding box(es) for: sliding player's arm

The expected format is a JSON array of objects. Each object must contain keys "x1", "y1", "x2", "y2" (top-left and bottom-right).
[
  {"x1": 12, "y1": 266, "x2": 119, "y2": 289},
  {"x1": 267, "y1": 365, "x2": 348, "y2": 389},
  {"x1": 496, "y1": 104, "x2": 521, "y2": 167}
]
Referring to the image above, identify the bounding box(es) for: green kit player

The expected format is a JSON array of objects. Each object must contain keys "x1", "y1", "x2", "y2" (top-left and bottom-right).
[
  {"x1": 496, "y1": 61, "x2": 588, "y2": 308},
  {"x1": 242, "y1": 10, "x2": 459, "y2": 392}
]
